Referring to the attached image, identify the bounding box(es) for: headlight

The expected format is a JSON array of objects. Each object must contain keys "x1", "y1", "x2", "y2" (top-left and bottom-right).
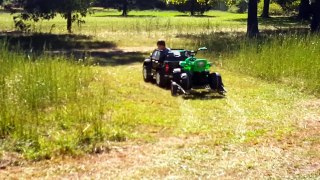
[{"x1": 198, "y1": 62, "x2": 205, "y2": 67}]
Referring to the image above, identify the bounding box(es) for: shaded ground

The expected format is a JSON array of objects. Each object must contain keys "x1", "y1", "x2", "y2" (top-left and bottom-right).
[
  {"x1": 0, "y1": 32, "x2": 150, "y2": 66},
  {"x1": 233, "y1": 16, "x2": 309, "y2": 29},
  {"x1": 0, "y1": 32, "x2": 116, "y2": 50}
]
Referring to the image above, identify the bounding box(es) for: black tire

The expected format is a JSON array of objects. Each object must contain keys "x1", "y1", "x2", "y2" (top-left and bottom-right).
[
  {"x1": 181, "y1": 72, "x2": 191, "y2": 91},
  {"x1": 172, "y1": 71, "x2": 181, "y2": 84},
  {"x1": 156, "y1": 70, "x2": 166, "y2": 87},
  {"x1": 142, "y1": 65, "x2": 152, "y2": 82},
  {"x1": 209, "y1": 73, "x2": 225, "y2": 93},
  {"x1": 171, "y1": 82, "x2": 179, "y2": 96}
]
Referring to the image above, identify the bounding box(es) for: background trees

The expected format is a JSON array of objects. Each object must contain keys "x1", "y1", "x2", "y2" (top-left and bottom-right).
[
  {"x1": 95, "y1": 0, "x2": 164, "y2": 16},
  {"x1": 8, "y1": 0, "x2": 92, "y2": 32},
  {"x1": 2, "y1": 0, "x2": 319, "y2": 33},
  {"x1": 98, "y1": 0, "x2": 133, "y2": 16},
  {"x1": 166, "y1": 0, "x2": 214, "y2": 16}
]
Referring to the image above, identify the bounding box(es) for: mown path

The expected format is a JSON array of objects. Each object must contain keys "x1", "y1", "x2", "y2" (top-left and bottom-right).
[{"x1": 0, "y1": 54, "x2": 319, "y2": 179}]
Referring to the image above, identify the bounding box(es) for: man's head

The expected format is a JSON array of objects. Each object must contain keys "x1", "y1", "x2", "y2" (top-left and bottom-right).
[{"x1": 157, "y1": 40, "x2": 166, "y2": 50}]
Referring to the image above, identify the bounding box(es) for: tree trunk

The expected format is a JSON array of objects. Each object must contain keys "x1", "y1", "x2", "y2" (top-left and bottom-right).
[
  {"x1": 122, "y1": 0, "x2": 128, "y2": 16},
  {"x1": 298, "y1": 0, "x2": 311, "y2": 20},
  {"x1": 247, "y1": 0, "x2": 259, "y2": 37},
  {"x1": 261, "y1": 0, "x2": 270, "y2": 18},
  {"x1": 311, "y1": 0, "x2": 320, "y2": 32},
  {"x1": 67, "y1": 11, "x2": 72, "y2": 33},
  {"x1": 190, "y1": 0, "x2": 195, "y2": 16}
]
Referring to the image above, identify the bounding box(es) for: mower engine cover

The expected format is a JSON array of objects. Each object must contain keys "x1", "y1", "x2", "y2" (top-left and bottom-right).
[{"x1": 180, "y1": 58, "x2": 211, "y2": 73}]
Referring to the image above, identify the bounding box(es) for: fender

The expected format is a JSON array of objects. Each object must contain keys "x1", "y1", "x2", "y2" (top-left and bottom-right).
[{"x1": 143, "y1": 58, "x2": 152, "y2": 66}]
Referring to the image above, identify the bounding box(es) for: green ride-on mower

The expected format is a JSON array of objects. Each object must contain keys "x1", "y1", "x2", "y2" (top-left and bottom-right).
[{"x1": 170, "y1": 47, "x2": 226, "y2": 96}]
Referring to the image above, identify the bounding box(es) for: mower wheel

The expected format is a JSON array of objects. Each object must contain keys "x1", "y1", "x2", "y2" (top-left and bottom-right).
[
  {"x1": 209, "y1": 73, "x2": 225, "y2": 93},
  {"x1": 171, "y1": 82, "x2": 179, "y2": 96},
  {"x1": 181, "y1": 72, "x2": 191, "y2": 91}
]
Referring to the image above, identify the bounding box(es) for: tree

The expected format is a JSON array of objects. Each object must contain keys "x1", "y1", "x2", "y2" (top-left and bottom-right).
[
  {"x1": 166, "y1": 0, "x2": 213, "y2": 16},
  {"x1": 311, "y1": 0, "x2": 320, "y2": 32},
  {"x1": 105, "y1": 0, "x2": 131, "y2": 16},
  {"x1": 99, "y1": 0, "x2": 161, "y2": 16},
  {"x1": 13, "y1": 0, "x2": 92, "y2": 33},
  {"x1": 261, "y1": 0, "x2": 270, "y2": 18},
  {"x1": 247, "y1": 0, "x2": 259, "y2": 37},
  {"x1": 101, "y1": 0, "x2": 131, "y2": 16},
  {"x1": 56, "y1": 0, "x2": 93, "y2": 33},
  {"x1": 274, "y1": 0, "x2": 297, "y2": 11},
  {"x1": 298, "y1": 0, "x2": 311, "y2": 20}
]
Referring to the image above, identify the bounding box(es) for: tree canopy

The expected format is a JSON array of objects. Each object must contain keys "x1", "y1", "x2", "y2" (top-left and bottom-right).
[
  {"x1": 96, "y1": 0, "x2": 164, "y2": 16},
  {"x1": 166, "y1": 0, "x2": 214, "y2": 15},
  {"x1": 12, "y1": 0, "x2": 92, "y2": 32}
]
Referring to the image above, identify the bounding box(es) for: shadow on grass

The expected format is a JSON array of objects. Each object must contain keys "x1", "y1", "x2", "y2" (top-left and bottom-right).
[
  {"x1": 88, "y1": 50, "x2": 146, "y2": 66},
  {"x1": 47, "y1": 49, "x2": 146, "y2": 66},
  {"x1": 0, "y1": 32, "x2": 116, "y2": 50},
  {"x1": 176, "y1": 27, "x2": 311, "y2": 54},
  {"x1": 182, "y1": 92, "x2": 225, "y2": 100},
  {"x1": 175, "y1": 14, "x2": 216, "y2": 18},
  {"x1": 232, "y1": 16, "x2": 309, "y2": 28},
  {"x1": 92, "y1": 15, "x2": 156, "y2": 18},
  {"x1": 0, "y1": 32, "x2": 146, "y2": 66}
]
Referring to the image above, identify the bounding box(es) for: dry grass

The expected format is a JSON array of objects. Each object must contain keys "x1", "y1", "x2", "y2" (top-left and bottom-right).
[{"x1": 1, "y1": 126, "x2": 319, "y2": 179}]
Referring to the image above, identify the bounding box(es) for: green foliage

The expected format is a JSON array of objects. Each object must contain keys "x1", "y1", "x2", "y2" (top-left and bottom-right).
[
  {"x1": 97, "y1": 0, "x2": 164, "y2": 10},
  {"x1": 227, "y1": 0, "x2": 247, "y2": 13},
  {"x1": 57, "y1": 0, "x2": 93, "y2": 18},
  {"x1": 12, "y1": 0, "x2": 93, "y2": 31},
  {"x1": 274, "y1": 0, "x2": 300, "y2": 12},
  {"x1": 258, "y1": 1, "x2": 284, "y2": 15},
  {"x1": 98, "y1": 0, "x2": 133, "y2": 16},
  {"x1": 166, "y1": 0, "x2": 214, "y2": 15}
]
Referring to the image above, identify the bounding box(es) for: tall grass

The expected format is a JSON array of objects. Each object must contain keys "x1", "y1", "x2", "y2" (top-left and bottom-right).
[
  {"x1": 0, "y1": 42, "x2": 112, "y2": 159},
  {"x1": 223, "y1": 34, "x2": 320, "y2": 95},
  {"x1": 0, "y1": 41, "x2": 182, "y2": 160}
]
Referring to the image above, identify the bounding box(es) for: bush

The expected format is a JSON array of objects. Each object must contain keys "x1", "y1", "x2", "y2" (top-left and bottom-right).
[
  {"x1": 228, "y1": 5, "x2": 240, "y2": 13},
  {"x1": 173, "y1": 1, "x2": 211, "y2": 15},
  {"x1": 258, "y1": 1, "x2": 284, "y2": 16},
  {"x1": 227, "y1": 0, "x2": 247, "y2": 13}
]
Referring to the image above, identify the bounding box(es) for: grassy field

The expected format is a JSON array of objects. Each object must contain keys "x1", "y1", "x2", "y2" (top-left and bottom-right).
[
  {"x1": 0, "y1": 9, "x2": 319, "y2": 178},
  {"x1": 0, "y1": 9, "x2": 247, "y2": 47},
  {"x1": 1, "y1": 48, "x2": 319, "y2": 178},
  {"x1": 224, "y1": 35, "x2": 320, "y2": 95},
  {"x1": 0, "y1": 9, "x2": 307, "y2": 47}
]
